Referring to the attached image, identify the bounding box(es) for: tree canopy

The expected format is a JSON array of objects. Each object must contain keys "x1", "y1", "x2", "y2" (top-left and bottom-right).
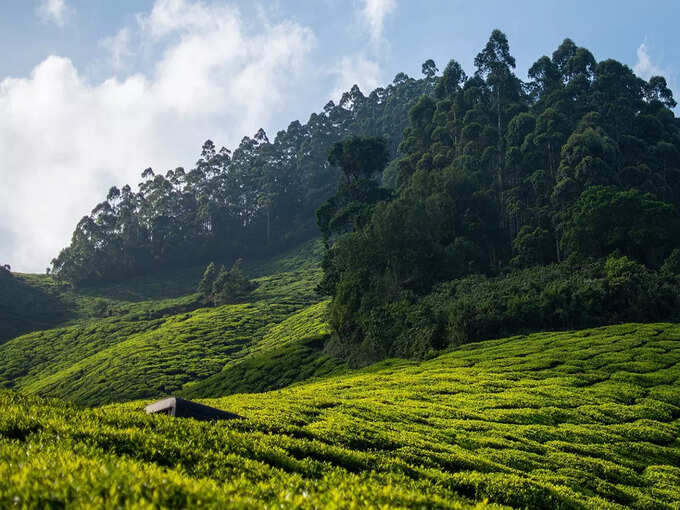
[
  {"x1": 50, "y1": 74, "x2": 435, "y2": 284},
  {"x1": 317, "y1": 30, "x2": 680, "y2": 363}
]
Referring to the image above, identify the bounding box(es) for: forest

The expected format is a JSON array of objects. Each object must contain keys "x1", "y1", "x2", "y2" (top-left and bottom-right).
[
  {"x1": 317, "y1": 31, "x2": 680, "y2": 363},
  {"x1": 46, "y1": 30, "x2": 680, "y2": 365},
  {"x1": 48, "y1": 73, "x2": 435, "y2": 284}
]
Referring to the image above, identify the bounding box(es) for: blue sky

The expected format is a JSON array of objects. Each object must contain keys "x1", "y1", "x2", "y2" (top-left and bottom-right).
[{"x1": 1, "y1": 0, "x2": 678, "y2": 271}]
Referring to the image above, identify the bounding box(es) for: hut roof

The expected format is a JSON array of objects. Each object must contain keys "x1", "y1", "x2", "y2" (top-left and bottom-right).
[{"x1": 145, "y1": 397, "x2": 242, "y2": 421}]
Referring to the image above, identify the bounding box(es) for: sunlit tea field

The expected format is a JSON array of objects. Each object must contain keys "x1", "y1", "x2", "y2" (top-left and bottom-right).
[{"x1": 2, "y1": 322, "x2": 679, "y2": 508}]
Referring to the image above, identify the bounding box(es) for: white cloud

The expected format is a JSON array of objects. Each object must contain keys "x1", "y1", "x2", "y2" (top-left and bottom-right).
[
  {"x1": 633, "y1": 42, "x2": 677, "y2": 103},
  {"x1": 360, "y1": 0, "x2": 396, "y2": 44},
  {"x1": 141, "y1": 0, "x2": 218, "y2": 39},
  {"x1": 100, "y1": 28, "x2": 133, "y2": 70},
  {"x1": 336, "y1": 0, "x2": 395, "y2": 102},
  {"x1": 37, "y1": 0, "x2": 69, "y2": 27},
  {"x1": 634, "y1": 43, "x2": 665, "y2": 80},
  {"x1": 331, "y1": 54, "x2": 382, "y2": 102},
  {"x1": 0, "y1": 1, "x2": 316, "y2": 272}
]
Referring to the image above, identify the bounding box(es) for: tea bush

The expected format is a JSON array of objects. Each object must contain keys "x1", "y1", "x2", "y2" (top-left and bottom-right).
[{"x1": 1, "y1": 322, "x2": 679, "y2": 508}]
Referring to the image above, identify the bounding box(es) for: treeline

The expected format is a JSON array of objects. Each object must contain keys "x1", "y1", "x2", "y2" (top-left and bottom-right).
[
  {"x1": 51, "y1": 74, "x2": 436, "y2": 284},
  {"x1": 319, "y1": 31, "x2": 680, "y2": 363}
]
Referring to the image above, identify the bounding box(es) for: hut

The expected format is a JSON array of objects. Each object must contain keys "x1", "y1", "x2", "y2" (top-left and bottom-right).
[{"x1": 145, "y1": 396, "x2": 242, "y2": 421}]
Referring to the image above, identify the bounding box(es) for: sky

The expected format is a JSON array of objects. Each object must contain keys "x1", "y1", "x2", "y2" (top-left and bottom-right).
[{"x1": 1, "y1": 0, "x2": 679, "y2": 272}]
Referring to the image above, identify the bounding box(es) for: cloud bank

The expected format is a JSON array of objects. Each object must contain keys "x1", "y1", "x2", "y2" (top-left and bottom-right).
[{"x1": 1, "y1": 0, "x2": 316, "y2": 271}]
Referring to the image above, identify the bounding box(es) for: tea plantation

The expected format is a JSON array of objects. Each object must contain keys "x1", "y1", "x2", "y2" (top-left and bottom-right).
[
  {"x1": 2, "y1": 323, "x2": 679, "y2": 508},
  {"x1": 0, "y1": 240, "x2": 344, "y2": 405}
]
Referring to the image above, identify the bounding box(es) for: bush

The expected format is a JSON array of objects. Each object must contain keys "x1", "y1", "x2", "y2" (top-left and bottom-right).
[{"x1": 326, "y1": 258, "x2": 680, "y2": 362}]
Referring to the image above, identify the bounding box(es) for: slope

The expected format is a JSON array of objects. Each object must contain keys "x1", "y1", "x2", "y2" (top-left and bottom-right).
[
  {"x1": 1, "y1": 322, "x2": 679, "y2": 508},
  {"x1": 0, "y1": 271, "x2": 74, "y2": 344},
  {"x1": 0, "y1": 239, "x2": 344, "y2": 405}
]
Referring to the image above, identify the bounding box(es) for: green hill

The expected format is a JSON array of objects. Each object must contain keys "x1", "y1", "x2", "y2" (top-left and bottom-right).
[
  {"x1": 2, "y1": 323, "x2": 679, "y2": 508},
  {"x1": 2, "y1": 30, "x2": 680, "y2": 509},
  {"x1": 0, "y1": 240, "x2": 344, "y2": 405}
]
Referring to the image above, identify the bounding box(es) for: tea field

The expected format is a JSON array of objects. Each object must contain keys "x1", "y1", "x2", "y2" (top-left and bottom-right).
[
  {"x1": 0, "y1": 240, "x2": 344, "y2": 405},
  {"x1": 2, "y1": 322, "x2": 679, "y2": 508}
]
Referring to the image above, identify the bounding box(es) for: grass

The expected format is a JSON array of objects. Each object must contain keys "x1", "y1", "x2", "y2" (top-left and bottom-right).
[
  {"x1": 1, "y1": 322, "x2": 679, "y2": 508},
  {"x1": 0, "y1": 240, "x2": 341, "y2": 405}
]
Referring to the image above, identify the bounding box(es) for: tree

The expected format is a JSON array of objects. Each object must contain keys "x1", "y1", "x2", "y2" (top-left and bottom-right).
[
  {"x1": 421, "y1": 59, "x2": 438, "y2": 79},
  {"x1": 435, "y1": 60, "x2": 466, "y2": 100},
  {"x1": 474, "y1": 29, "x2": 522, "y2": 225},
  {"x1": 511, "y1": 226, "x2": 552, "y2": 267},
  {"x1": 327, "y1": 136, "x2": 389, "y2": 184},
  {"x1": 316, "y1": 31, "x2": 680, "y2": 364},
  {"x1": 49, "y1": 71, "x2": 431, "y2": 284},
  {"x1": 197, "y1": 262, "x2": 217, "y2": 297},
  {"x1": 318, "y1": 137, "x2": 390, "y2": 244},
  {"x1": 645, "y1": 76, "x2": 677, "y2": 108},
  {"x1": 212, "y1": 259, "x2": 255, "y2": 305},
  {"x1": 528, "y1": 56, "x2": 561, "y2": 99},
  {"x1": 562, "y1": 186, "x2": 679, "y2": 267}
]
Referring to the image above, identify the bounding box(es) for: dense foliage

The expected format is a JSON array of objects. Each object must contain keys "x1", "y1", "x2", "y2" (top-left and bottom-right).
[
  {"x1": 320, "y1": 31, "x2": 680, "y2": 362},
  {"x1": 50, "y1": 75, "x2": 435, "y2": 284},
  {"x1": 2, "y1": 323, "x2": 680, "y2": 508},
  {"x1": 322, "y1": 253, "x2": 680, "y2": 363}
]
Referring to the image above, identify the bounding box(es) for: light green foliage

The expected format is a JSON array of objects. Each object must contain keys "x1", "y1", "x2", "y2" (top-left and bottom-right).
[
  {"x1": 183, "y1": 300, "x2": 343, "y2": 397},
  {"x1": 1, "y1": 323, "x2": 679, "y2": 508},
  {"x1": 0, "y1": 240, "x2": 339, "y2": 405}
]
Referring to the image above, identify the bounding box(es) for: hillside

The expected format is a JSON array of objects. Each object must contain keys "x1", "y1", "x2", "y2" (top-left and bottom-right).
[
  {"x1": 2, "y1": 323, "x2": 679, "y2": 508},
  {"x1": 0, "y1": 240, "x2": 344, "y2": 405}
]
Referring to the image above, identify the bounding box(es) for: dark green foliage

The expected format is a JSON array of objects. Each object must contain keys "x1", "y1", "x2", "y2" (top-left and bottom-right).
[
  {"x1": 319, "y1": 30, "x2": 680, "y2": 363},
  {"x1": 317, "y1": 137, "x2": 390, "y2": 244},
  {"x1": 562, "y1": 186, "x2": 679, "y2": 266},
  {"x1": 324, "y1": 257, "x2": 680, "y2": 363},
  {"x1": 511, "y1": 226, "x2": 552, "y2": 267},
  {"x1": 197, "y1": 261, "x2": 217, "y2": 297},
  {"x1": 0, "y1": 270, "x2": 72, "y2": 344},
  {"x1": 211, "y1": 259, "x2": 256, "y2": 305},
  {"x1": 442, "y1": 256, "x2": 678, "y2": 345},
  {"x1": 661, "y1": 248, "x2": 680, "y2": 277}
]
